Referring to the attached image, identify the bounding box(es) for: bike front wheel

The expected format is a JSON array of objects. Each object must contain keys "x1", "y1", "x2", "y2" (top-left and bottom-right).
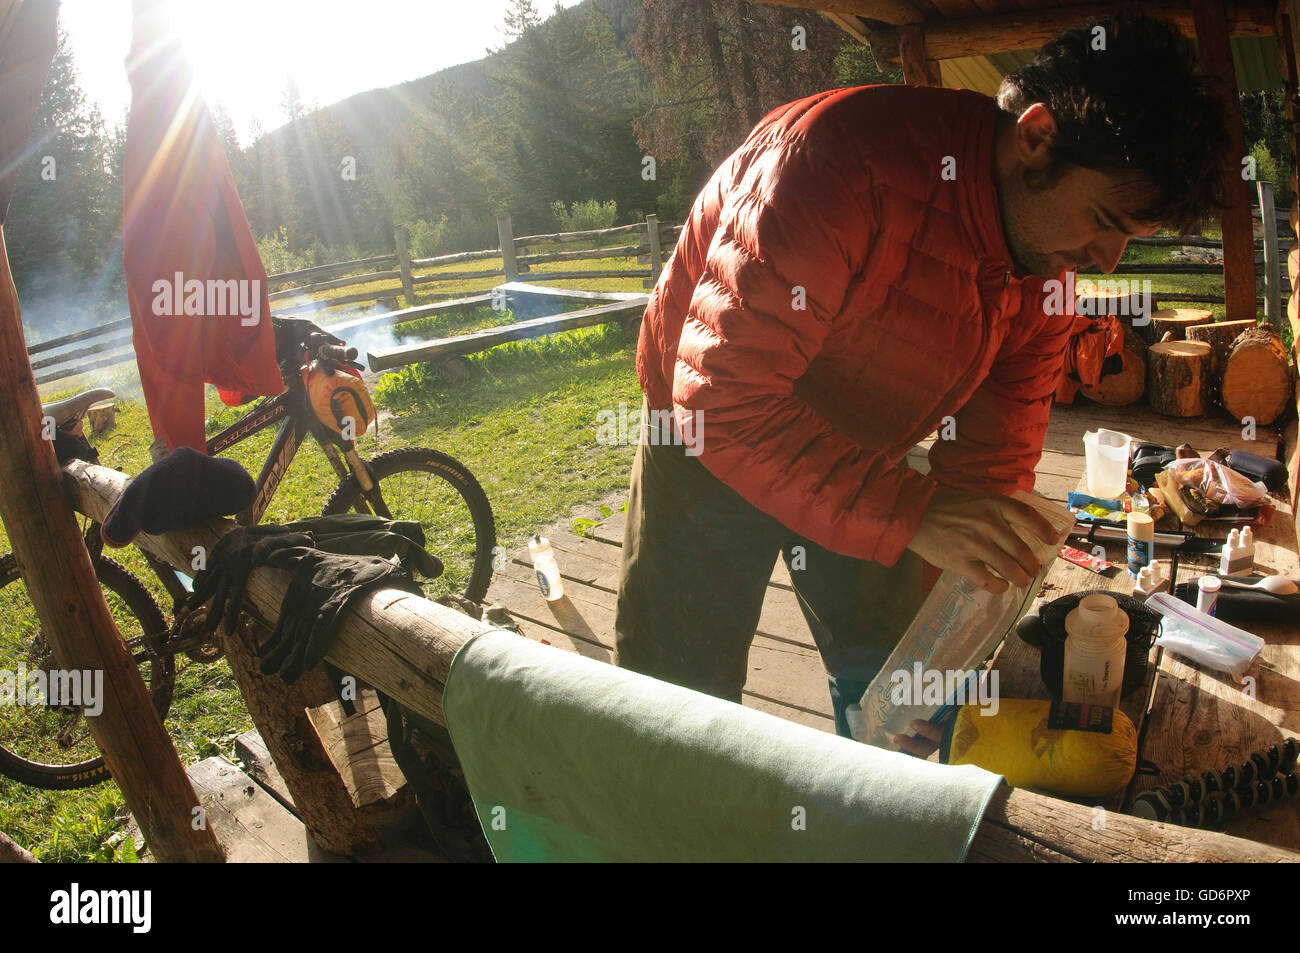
[{"x1": 321, "y1": 447, "x2": 497, "y2": 604}]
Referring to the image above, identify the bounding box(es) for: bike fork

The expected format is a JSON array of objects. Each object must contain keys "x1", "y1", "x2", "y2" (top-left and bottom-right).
[{"x1": 320, "y1": 436, "x2": 390, "y2": 519}]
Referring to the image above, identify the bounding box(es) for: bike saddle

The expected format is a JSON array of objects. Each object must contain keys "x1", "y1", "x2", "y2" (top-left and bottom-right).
[{"x1": 41, "y1": 387, "x2": 116, "y2": 429}]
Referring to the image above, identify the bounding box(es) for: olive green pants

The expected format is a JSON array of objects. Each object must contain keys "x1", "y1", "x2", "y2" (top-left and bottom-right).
[{"x1": 613, "y1": 408, "x2": 925, "y2": 737}]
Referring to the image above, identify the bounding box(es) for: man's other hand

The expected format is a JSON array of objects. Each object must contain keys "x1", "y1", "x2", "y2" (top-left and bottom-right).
[{"x1": 905, "y1": 487, "x2": 1058, "y2": 593}]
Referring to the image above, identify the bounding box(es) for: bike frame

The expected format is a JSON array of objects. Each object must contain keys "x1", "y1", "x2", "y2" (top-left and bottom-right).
[{"x1": 140, "y1": 374, "x2": 369, "y2": 609}]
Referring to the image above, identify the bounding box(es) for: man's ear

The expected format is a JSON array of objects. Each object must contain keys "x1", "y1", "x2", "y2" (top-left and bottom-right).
[{"x1": 1015, "y1": 103, "x2": 1058, "y2": 172}]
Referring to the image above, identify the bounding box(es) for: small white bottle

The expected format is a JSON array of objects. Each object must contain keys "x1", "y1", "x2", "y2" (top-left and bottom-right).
[
  {"x1": 528, "y1": 534, "x2": 564, "y2": 601},
  {"x1": 1239, "y1": 526, "x2": 1256, "y2": 570},
  {"x1": 1134, "y1": 562, "x2": 1169, "y2": 598},
  {"x1": 1063, "y1": 593, "x2": 1129, "y2": 707},
  {"x1": 1197, "y1": 575, "x2": 1221, "y2": 617}
]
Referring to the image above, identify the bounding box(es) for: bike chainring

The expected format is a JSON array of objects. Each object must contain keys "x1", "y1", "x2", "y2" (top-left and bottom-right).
[{"x1": 169, "y1": 605, "x2": 225, "y2": 663}]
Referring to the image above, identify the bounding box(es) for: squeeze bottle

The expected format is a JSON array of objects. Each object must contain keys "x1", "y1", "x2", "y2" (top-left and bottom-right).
[
  {"x1": 528, "y1": 534, "x2": 564, "y2": 601},
  {"x1": 1062, "y1": 593, "x2": 1128, "y2": 707}
]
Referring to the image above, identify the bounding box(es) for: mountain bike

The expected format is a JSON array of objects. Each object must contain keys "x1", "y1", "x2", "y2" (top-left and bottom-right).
[{"x1": 0, "y1": 317, "x2": 496, "y2": 789}]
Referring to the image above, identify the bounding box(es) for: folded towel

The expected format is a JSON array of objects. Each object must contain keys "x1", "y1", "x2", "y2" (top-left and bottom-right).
[{"x1": 442, "y1": 630, "x2": 1003, "y2": 862}]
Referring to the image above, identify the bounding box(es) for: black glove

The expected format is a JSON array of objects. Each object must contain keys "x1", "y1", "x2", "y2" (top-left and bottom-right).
[
  {"x1": 256, "y1": 549, "x2": 423, "y2": 684},
  {"x1": 284, "y1": 513, "x2": 444, "y2": 579},
  {"x1": 187, "y1": 525, "x2": 315, "y2": 636}
]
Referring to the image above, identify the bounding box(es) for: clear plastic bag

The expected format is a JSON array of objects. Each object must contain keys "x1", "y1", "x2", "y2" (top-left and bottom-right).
[
  {"x1": 1165, "y1": 457, "x2": 1271, "y2": 510},
  {"x1": 1146, "y1": 592, "x2": 1264, "y2": 681}
]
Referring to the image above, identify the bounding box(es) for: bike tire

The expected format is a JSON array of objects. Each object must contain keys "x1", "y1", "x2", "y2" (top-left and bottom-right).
[
  {"x1": 0, "y1": 552, "x2": 173, "y2": 790},
  {"x1": 321, "y1": 447, "x2": 497, "y2": 604}
]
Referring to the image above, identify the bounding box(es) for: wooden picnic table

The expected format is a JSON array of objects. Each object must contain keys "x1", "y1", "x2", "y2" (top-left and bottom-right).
[{"x1": 985, "y1": 407, "x2": 1300, "y2": 852}]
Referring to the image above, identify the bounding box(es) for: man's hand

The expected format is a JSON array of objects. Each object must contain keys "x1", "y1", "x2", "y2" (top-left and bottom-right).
[
  {"x1": 894, "y1": 718, "x2": 946, "y2": 758},
  {"x1": 906, "y1": 487, "x2": 1059, "y2": 593}
]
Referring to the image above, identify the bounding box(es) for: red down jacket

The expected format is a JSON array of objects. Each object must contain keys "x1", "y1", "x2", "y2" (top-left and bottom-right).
[{"x1": 637, "y1": 84, "x2": 1074, "y2": 567}]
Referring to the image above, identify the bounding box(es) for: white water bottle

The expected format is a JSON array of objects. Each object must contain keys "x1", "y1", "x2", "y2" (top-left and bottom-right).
[
  {"x1": 528, "y1": 534, "x2": 564, "y2": 601},
  {"x1": 1063, "y1": 593, "x2": 1129, "y2": 707}
]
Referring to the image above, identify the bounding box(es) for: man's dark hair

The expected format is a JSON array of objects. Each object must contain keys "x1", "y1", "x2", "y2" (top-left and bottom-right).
[{"x1": 997, "y1": 9, "x2": 1230, "y2": 233}]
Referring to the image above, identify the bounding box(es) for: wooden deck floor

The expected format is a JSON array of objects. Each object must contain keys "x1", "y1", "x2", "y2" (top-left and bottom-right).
[{"x1": 487, "y1": 400, "x2": 1300, "y2": 849}]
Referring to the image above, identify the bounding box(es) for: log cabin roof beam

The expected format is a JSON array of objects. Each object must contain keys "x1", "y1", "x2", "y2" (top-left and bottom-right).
[{"x1": 773, "y1": 0, "x2": 1275, "y2": 60}]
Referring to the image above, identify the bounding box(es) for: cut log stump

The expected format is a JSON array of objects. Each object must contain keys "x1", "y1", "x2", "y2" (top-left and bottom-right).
[
  {"x1": 1185, "y1": 320, "x2": 1257, "y2": 379},
  {"x1": 86, "y1": 401, "x2": 116, "y2": 434},
  {"x1": 1146, "y1": 307, "x2": 1213, "y2": 344},
  {"x1": 1081, "y1": 327, "x2": 1147, "y2": 406},
  {"x1": 1147, "y1": 339, "x2": 1212, "y2": 417},
  {"x1": 1075, "y1": 288, "x2": 1155, "y2": 329},
  {"x1": 1220, "y1": 326, "x2": 1293, "y2": 426}
]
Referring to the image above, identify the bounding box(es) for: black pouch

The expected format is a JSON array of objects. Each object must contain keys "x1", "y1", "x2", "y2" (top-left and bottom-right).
[{"x1": 1226, "y1": 449, "x2": 1286, "y2": 492}]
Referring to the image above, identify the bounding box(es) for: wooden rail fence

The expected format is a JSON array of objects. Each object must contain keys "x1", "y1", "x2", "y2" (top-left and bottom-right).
[
  {"x1": 25, "y1": 186, "x2": 1296, "y2": 390},
  {"x1": 27, "y1": 214, "x2": 681, "y2": 389}
]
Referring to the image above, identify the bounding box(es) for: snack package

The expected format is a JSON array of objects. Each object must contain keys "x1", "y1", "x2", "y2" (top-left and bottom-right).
[{"x1": 1165, "y1": 457, "x2": 1272, "y2": 510}]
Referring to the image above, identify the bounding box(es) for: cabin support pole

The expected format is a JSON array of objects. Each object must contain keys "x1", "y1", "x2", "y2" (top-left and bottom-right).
[
  {"x1": 0, "y1": 0, "x2": 223, "y2": 864},
  {"x1": 0, "y1": 829, "x2": 37, "y2": 863},
  {"x1": 1194, "y1": 0, "x2": 1257, "y2": 320},
  {"x1": 215, "y1": 622, "x2": 405, "y2": 855},
  {"x1": 898, "y1": 25, "x2": 941, "y2": 86},
  {"x1": 1280, "y1": 4, "x2": 1300, "y2": 559}
]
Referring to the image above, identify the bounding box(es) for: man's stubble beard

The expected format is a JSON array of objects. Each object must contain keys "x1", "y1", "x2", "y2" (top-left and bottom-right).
[{"x1": 995, "y1": 162, "x2": 1066, "y2": 279}]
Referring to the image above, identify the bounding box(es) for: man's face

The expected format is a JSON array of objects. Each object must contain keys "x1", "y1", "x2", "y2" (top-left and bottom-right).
[{"x1": 996, "y1": 105, "x2": 1163, "y2": 279}]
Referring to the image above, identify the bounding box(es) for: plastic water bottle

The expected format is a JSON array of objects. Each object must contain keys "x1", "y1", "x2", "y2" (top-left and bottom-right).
[
  {"x1": 528, "y1": 534, "x2": 564, "y2": 601},
  {"x1": 1063, "y1": 593, "x2": 1129, "y2": 707}
]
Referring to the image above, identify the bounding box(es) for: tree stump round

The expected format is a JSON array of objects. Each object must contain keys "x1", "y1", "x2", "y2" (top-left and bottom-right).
[
  {"x1": 1220, "y1": 326, "x2": 1292, "y2": 426},
  {"x1": 1145, "y1": 307, "x2": 1212, "y2": 345},
  {"x1": 86, "y1": 401, "x2": 117, "y2": 434},
  {"x1": 1081, "y1": 328, "x2": 1147, "y2": 406},
  {"x1": 1146, "y1": 340, "x2": 1212, "y2": 417}
]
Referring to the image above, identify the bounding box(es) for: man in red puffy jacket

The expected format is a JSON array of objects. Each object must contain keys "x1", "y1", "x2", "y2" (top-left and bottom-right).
[{"x1": 614, "y1": 11, "x2": 1229, "y2": 739}]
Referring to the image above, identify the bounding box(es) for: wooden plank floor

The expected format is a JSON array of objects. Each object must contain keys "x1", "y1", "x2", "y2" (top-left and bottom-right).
[{"x1": 487, "y1": 399, "x2": 1300, "y2": 846}]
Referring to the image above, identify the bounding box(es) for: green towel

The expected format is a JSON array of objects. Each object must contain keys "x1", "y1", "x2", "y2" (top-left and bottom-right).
[{"x1": 442, "y1": 630, "x2": 1003, "y2": 862}]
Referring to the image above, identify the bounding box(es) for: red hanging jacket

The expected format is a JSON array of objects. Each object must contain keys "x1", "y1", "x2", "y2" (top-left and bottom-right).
[
  {"x1": 637, "y1": 84, "x2": 1074, "y2": 566},
  {"x1": 122, "y1": 8, "x2": 283, "y2": 452}
]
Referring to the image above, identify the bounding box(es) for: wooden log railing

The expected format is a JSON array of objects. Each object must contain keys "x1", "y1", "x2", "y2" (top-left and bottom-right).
[
  {"x1": 0, "y1": 829, "x2": 37, "y2": 864},
  {"x1": 60, "y1": 459, "x2": 1300, "y2": 862}
]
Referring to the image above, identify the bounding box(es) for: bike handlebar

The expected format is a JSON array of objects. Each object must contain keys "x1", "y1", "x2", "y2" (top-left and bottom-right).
[{"x1": 319, "y1": 343, "x2": 359, "y2": 363}]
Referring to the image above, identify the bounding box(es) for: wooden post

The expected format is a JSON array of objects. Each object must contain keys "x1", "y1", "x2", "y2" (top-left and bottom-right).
[
  {"x1": 497, "y1": 213, "x2": 519, "y2": 283},
  {"x1": 394, "y1": 225, "x2": 414, "y2": 307},
  {"x1": 1193, "y1": 0, "x2": 1257, "y2": 320},
  {"x1": 60, "y1": 459, "x2": 1300, "y2": 862},
  {"x1": 645, "y1": 213, "x2": 663, "y2": 290},
  {"x1": 898, "y1": 25, "x2": 940, "y2": 87},
  {"x1": 1257, "y1": 180, "x2": 1281, "y2": 330},
  {"x1": 0, "y1": 829, "x2": 37, "y2": 863},
  {"x1": 0, "y1": 0, "x2": 223, "y2": 864},
  {"x1": 215, "y1": 622, "x2": 404, "y2": 855}
]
